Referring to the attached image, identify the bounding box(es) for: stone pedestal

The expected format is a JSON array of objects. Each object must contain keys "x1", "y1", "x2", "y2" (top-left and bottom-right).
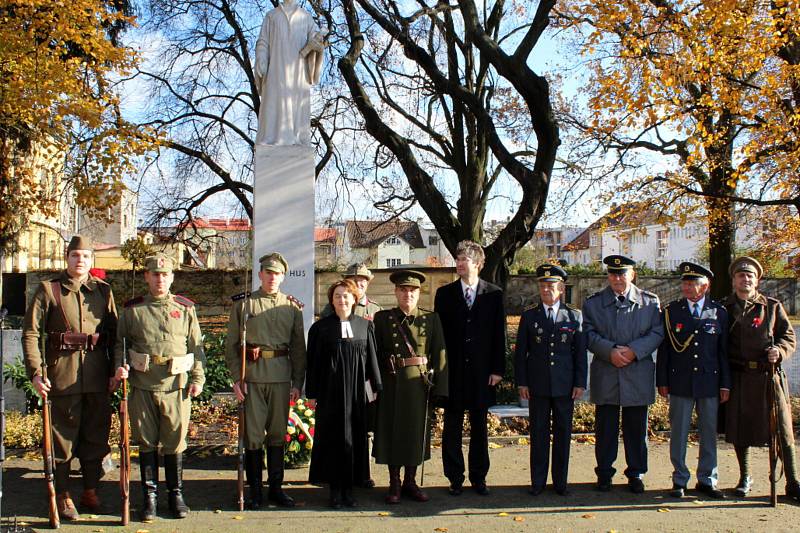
[{"x1": 253, "y1": 145, "x2": 315, "y2": 336}]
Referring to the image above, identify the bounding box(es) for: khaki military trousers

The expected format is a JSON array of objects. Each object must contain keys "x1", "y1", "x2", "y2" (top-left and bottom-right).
[
  {"x1": 50, "y1": 392, "x2": 112, "y2": 464},
  {"x1": 244, "y1": 382, "x2": 290, "y2": 448},
  {"x1": 130, "y1": 387, "x2": 191, "y2": 454}
]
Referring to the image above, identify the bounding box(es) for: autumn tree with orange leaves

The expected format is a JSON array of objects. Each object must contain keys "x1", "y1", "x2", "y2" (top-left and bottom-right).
[
  {"x1": 557, "y1": 0, "x2": 800, "y2": 294},
  {"x1": 0, "y1": 0, "x2": 151, "y2": 256}
]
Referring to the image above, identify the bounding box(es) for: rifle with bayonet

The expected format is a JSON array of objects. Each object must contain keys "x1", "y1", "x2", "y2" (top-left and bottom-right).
[
  {"x1": 119, "y1": 339, "x2": 131, "y2": 525},
  {"x1": 236, "y1": 261, "x2": 252, "y2": 511},
  {"x1": 40, "y1": 361, "x2": 59, "y2": 529}
]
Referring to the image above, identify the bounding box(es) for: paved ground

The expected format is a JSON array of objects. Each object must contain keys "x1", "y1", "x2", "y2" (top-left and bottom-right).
[{"x1": 2, "y1": 439, "x2": 800, "y2": 532}]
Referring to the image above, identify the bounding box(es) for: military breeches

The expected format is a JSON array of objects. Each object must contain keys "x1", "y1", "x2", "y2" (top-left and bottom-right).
[
  {"x1": 49, "y1": 392, "x2": 111, "y2": 465},
  {"x1": 130, "y1": 387, "x2": 191, "y2": 454},
  {"x1": 244, "y1": 382, "x2": 290, "y2": 448}
]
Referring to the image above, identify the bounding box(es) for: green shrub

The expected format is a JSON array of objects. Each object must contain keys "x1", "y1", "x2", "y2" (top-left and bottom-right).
[
  {"x1": 3, "y1": 411, "x2": 42, "y2": 448},
  {"x1": 3, "y1": 357, "x2": 40, "y2": 413},
  {"x1": 196, "y1": 331, "x2": 233, "y2": 403}
]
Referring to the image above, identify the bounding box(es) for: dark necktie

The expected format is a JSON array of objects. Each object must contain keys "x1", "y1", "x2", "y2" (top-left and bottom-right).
[
  {"x1": 547, "y1": 307, "x2": 554, "y2": 324},
  {"x1": 464, "y1": 287, "x2": 473, "y2": 309},
  {"x1": 692, "y1": 303, "x2": 700, "y2": 318}
]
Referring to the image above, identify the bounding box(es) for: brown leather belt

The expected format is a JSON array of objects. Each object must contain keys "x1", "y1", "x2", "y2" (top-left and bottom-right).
[
  {"x1": 245, "y1": 344, "x2": 289, "y2": 361},
  {"x1": 48, "y1": 332, "x2": 103, "y2": 351},
  {"x1": 729, "y1": 359, "x2": 769, "y2": 373},
  {"x1": 392, "y1": 356, "x2": 428, "y2": 368}
]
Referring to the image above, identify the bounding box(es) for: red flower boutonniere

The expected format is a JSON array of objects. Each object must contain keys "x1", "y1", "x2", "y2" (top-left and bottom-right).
[
  {"x1": 752, "y1": 316, "x2": 763, "y2": 328},
  {"x1": 170, "y1": 310, "x2": 181, "y2": 319},
  {"x1": 675, "y1": 323, "x2": 683, "y2": 333}
]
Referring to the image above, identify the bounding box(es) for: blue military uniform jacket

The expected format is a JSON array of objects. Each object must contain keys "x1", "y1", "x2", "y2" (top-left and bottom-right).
[
  {"x1": 656, "y1": 298, "x2": 731, "y2": 398},
  {"x1": 514, "y1": 302, "x2": 588, "y2": 397}
]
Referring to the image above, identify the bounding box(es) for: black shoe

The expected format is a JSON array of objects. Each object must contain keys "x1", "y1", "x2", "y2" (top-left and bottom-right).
[
  {"x1": 554, "y1": 487, "x2": 570, "y2": 496},
  {"x1": 361, "y1": 478, "x2": 375, "y2": 489},
  {"x1": 245, "y1": 449, "x2": 264, "y2": 510},
  {"x1": 448, "y1": 483, "x2": 463, "y2": 496},
  {"x1": 596, "y1": 479, "x2": 612, "y2": 492},
  {"x1": 329, "y1": 487, "x2": 342, "y2": 509},
  {"x1": 628, "y1": 478, "x2": 645, "y2": 494},
  {"x1": 342, "y1": 488, "x2": 357, "y2": 507},
  {"x1": 695, "y1": 483, "x2": 725, "y2": 499},
  {"x1": 472, "y1": 482, "x2": 490, "y2": 496},
  {"x1": 268, "y1": 486, "x2": 295, "y2": 508},
  {"x1": 784, "y1": 483, "x2": 800, "y2": 503},
  {"x1": 139, "y1": 451, "x2": 159, "y2": 522},
  {"x1": 669, "y1": 484, "x2": 686, "y2": 498},
  {"x1": 528, "y1": 485, "x2": 544, "y2": 496},
  {"x1": 266, "y1": 446, "x2": 295, "y2": 507},
  {"x1": 734, "y1": 476, "x2": 752, "y2": 497}
]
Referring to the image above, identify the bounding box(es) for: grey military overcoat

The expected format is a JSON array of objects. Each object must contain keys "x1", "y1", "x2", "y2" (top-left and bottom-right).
[{"x1": 583, "y1": 285, "x2": 664, "y2": 406}]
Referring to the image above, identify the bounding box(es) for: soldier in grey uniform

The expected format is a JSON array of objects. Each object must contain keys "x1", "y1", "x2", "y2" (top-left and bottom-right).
[
  {"x1": 320, "y1": 263, "x2": 382, "y2": 320},
  {"x1": 583, "y1": 255, "x2": 664, "y2": 493},
  {"x1": 225, "y1": 252, "x2": 306, "y2": 509},
  {"x1": 114, "y1": 253, "x2": 205, "y2": 521},
  {"x1": 23, "y1": 235, "x2": 117, "y2": 520}
]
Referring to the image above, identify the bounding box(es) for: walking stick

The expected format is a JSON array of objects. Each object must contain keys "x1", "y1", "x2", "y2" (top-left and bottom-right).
[{"x1": 119, "y1": 339, "x2": 130, "y2": 525}]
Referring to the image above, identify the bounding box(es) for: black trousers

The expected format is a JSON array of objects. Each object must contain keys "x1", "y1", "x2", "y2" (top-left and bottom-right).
[
  {"x1": 594, "y1": 404, "x2": 648, "y2": 481},
  {"x1": 442, "y1": 408, "x2": 489, "y2": 485},
  {"x1": 530, "y1": 396, "x2": 574, "y2": 490}
]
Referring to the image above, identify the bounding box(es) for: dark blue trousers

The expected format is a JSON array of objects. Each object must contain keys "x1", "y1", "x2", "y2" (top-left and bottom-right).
[
  {"x1": 594, "y1": 404, "x2": 648, "y2": 481},
  {"x1": 530, "y1": 396, "x2": 574, "y2": 490}
]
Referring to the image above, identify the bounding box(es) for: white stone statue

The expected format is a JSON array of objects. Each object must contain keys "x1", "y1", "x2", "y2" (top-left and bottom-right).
[{"x1": 254, "y1": 0, "x2": 326, "y2": 146}]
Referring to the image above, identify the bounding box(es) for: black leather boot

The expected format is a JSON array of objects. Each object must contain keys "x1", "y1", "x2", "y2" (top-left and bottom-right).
[
  {"x1": 245, "y1": 449, "x2": 264, "y2": 509},
  {"x1": 266, "y1": 446, "x2": 294, "y2": 507},
  {"x1": 164, "y1": 453, "x2": 189, "y2": 519},
  {"x1": 139, "y1": 452, "x2": 158, "y2": 522}
]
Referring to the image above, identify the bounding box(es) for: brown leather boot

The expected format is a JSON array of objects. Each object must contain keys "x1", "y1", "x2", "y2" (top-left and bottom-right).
[
  {"x1": 401, "y1": 466, "x2": 429, "y2": 502},
  {"x1": 385, "y1": 466, "x2": 401, "y2": 504},
  {"x1": 57, "y1": 491, "x2": 80, "y2": 521},
  {"x1": 79, "y1": 488, "x2": 105, "y2": 514}
]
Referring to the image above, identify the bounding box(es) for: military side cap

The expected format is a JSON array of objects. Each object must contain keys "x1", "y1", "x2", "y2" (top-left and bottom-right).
[
  {"x1": 67, "y1": 235, "x2": 93, "y2": 253},
  {"x1": 259, "y1": 252, "x2": 288, "y2": 273},
  {"x1": 729, "y1": 256, "x2": 763, "y2": 279},
  {"x1": 678, "y1": 261, "x2": 713, "y2": 281},
  {"x1": 344, "y1": 262, "x2": 373, "y2": 280},
  {"x1": 389, "y1": 269, "x2": 426, "y2": 287},
  {"x1": 536, "y1": 263, "x2": 567, "y2": 282},
  {"x1": 603, "y1": 254, "x2": 636, "y2": 272},
  {"x1": 144, "y1": 253, "x2": 174, "y2": 273}
]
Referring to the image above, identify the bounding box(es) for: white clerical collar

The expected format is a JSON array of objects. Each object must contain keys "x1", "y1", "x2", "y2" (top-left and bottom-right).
[{"x1": 340, "y1": 321, "x2": 354, "y2": 339}]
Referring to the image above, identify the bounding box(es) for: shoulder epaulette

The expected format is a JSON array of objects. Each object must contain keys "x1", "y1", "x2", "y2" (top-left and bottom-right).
[
  {"x1": 231, "y1": 291, "x2": 251, "y2": 302},
  {"x1": 418, "y1": 306, "x2": 433, "y2": 314},
  {"x1": 642, "y1": 290, "x2": 659, "y2": 299},
  {"x1": 173, "y1": 294, "x2": 195, "y2": 307},
  {"x1": 124, "y1": 296, "x2": 145, "y2": 308},
  {"x1": 287, "y1": 294, "x2": 305, "y2": 309},
  {"x1": 523, "y1": 303, "x2": 540, "y2": 312},
  {"x1": 585, "y1": 291, "x2": 601, "y2": 300},
  {"x1": 766, "y1": 295, "x2": 780, "y2": 304}
]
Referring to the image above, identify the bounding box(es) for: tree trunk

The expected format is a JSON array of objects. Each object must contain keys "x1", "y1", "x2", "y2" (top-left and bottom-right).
[{"x1": 707, "y1": 196, "x2": 734, "y2": 300}]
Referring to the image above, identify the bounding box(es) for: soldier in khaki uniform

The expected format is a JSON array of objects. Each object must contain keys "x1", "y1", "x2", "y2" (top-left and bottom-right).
[
  {"x1": 320, "y1": 263, "x2": 382, "y2": 320},
  {"x1": 724, "y1": 256, "x2": 800, "y2": 503},
  {"x1": 114, "y1": 254, "x2": 205, "y2": 521},
  {"x1": 22, "y1": 235, "x2": 117, "y2": 521},
  {"x1": 373, "y1": 270, "x2": 448, "y2": 504},
  {"x1": 225, "y1": 252, "x2": 306, "y2": 509}
]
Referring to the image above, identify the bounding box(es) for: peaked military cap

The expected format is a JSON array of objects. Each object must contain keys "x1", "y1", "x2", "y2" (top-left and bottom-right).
[
  {"x1": 344, "y1": 263, "x2": 373, "y2": 281},
  {"x1": 389, "y1": 269, "x2": 426, "y2": 287},
  {"x1": 536, "y1": 263, "x2": 567, "y2": 283},
  {"x1": 259, "y1": 252, "x2": 288, "y2": 274},
  {"x1": 603, "y1": 254, "x2": 636, "y2": 273},
  {"x1": 144, "y1": 253, "x2": 174, "y2": 273},
  {"x1": 729, "y1": 256, "x2": 763, "y2": 279},
  {"x1": 678, "y1": 261, "x2": 713, "y2": 281},
  {"x1": 67, "y1": 235, "x2": 94, "y2": 253}
]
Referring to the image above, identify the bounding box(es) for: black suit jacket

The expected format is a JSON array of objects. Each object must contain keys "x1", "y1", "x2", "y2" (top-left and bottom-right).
[
  {"x1": 514, "y1": 303, "x2": 588, "y2": 397},
  {"x1": 434, "y1": 278, "x2": 506, "y2": 410}
]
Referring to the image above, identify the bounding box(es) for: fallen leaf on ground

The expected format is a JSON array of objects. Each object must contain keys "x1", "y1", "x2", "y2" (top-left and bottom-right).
[
  {"x1": 582, "y1": 514, "x2": 596, "y2": 519},
  {"x1": 232, "y1": 515, "x2": 244, "y2": 520},
  {"x1": 692, "y1": 500, "x2": 704, "y2": 505},
  {"x1": 488, "y1": 442, "x2": 503, "y2": 449},
  {"x1": 434, "y1": 528, "x2": 448, "y2": 532},
  {"x1": 135, "y1": 530, "x2": 149, "y2": 533},
  {"x1": 378, "y1": 512, "x2": 390, "y2": 517},
  {"x1": 497, "y1": 512, "x2": 509, "y2": 516},
  {"x1": 214, "y1": 509, "x2": 222, "y2": 513},
  {"x1": 657, "y1": 508, "x2": 671, "y2": 512},
  {"x1": 513, "y1": 516, "x2": 525, "y2": 522},
  {"x1": 517, "y1": 437, "x2": 529, "y2": 445}
]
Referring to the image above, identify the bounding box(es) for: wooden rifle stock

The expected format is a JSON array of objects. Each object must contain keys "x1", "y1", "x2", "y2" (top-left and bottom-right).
[
  {"x1": 119, "y1": 339, "x2": 131, "y2": 525},
  {"x1": 236, "y1": 278, "x2": 250, "y2": 512},
  {"x1": 41, "y1": 364, "x2": 60, "y2": 529}
]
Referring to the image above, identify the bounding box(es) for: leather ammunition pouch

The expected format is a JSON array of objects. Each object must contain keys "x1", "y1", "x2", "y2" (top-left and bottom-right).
[{"x1": 49, "y1": 332, "x2": 102, "y2": 351}]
